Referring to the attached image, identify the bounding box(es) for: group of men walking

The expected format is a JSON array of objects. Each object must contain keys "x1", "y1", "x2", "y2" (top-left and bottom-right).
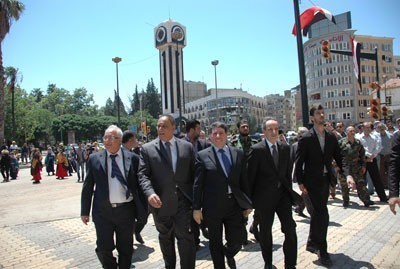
[{"x1": 80, "y1": 105, "x2": 399, "y2": 269}]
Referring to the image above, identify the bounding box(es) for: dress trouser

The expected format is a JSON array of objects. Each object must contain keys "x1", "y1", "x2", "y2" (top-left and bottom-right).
[
  {"x1": 153, "y1": 189, "x2": 196, "y2": 269},
  {"x1": 206, "y1": 195, "x2": 244, "y2": 269},
  {"x1": 94, "y1": 201, "x2": 135, "y2": 269},
  {"x1": 365, "y1": 159, "x2": 388, "y2": 201},
  {"x1": 258, "y1": 188, "x2": 297, "y2": 267},
  {"x1": 306, "y1": 176, "x2": 330, "y2": 253}
]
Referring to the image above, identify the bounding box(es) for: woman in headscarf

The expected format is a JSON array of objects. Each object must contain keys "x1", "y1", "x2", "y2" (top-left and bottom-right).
[{"x1": 31, "y1": 148, "x2": 43, "y2": 184}]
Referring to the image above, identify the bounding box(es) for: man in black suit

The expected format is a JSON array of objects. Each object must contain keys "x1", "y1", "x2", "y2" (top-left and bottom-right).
[
  {"x1": 389, "y1": 131, "x2": 400, "y2": 214},
  {"x1": 295, "y1": 105, "x2": 343, "y2": 267},
  {"x1": 122, "y1": 130, "x2": 148, "y2": 245},
  {"x1": 193, "y1": 121, "x2": 252, "y2": 269},
  {"x1": 138, "y1": 114, "x2": 196, "y2": 269},
  {"x1": 81, "y1": 125, "x2": 139, "y2": 269},
  {"x1": 183, "y1": 119, "x2": 211, "y2": 248},
  {"x1": 248, "y1": 118, "x2": 297, "y2": 269}
]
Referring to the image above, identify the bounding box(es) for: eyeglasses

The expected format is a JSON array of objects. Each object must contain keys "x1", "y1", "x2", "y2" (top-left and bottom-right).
[{"x1": 103, "y1": 135, "x2": 121, "y2": 141}]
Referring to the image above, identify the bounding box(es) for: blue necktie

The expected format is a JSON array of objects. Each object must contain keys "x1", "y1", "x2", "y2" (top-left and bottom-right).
[
  {"x1": 218, "y1": 148, "x2": 231, "y2": 176},
  {"x1": 110, "y1": 154, "x2": 130, "y2": 199}
]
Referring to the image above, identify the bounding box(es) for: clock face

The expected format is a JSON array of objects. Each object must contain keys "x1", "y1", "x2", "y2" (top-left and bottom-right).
[
  {"x1": 156, "y1": 26, "x2": 167, "y2": 43},
  {"x1": 171, "y1": 25, "x2": 184, "y2": 41}
]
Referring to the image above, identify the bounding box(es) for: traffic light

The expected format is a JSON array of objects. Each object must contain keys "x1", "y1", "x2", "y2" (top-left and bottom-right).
[
  {"x1": 141, "y1": 121, "x2": 146, "y2": 133},
  {"x1": 369, "y1": 98, "x2": 380, "y2": 120},
  {"x1": 146, "y1": 126, "x2": 151, "y2": 134},
  {"x1": 321, "y1": 40, "x2": 331, "y2": 59},
  {"x1": 381, "y1": 106, "x2": 388, "y2": 118}
]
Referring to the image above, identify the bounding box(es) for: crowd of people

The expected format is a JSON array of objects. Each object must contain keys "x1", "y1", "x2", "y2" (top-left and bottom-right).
[{"x1": 2, "y1": 106, "x2": 400, "y2": 268}]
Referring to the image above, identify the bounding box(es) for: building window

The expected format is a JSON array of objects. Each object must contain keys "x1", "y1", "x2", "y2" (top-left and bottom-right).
[{"x1": 343, "y1": 112, "x2": 351, "y2": 120}]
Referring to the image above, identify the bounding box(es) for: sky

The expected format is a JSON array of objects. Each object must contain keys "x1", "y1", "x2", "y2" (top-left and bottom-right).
[{"x1": 4, "y1": 0, "x2": 400, "y2": 109}]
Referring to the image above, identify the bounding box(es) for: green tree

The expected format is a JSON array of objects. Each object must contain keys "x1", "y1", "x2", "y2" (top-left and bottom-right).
[
  {"x1": 144, "y1": 78, "x2": 161, "y2": 118},
  {"x1": 130, "y1": 85, "x2": 140, "y2": 115},
  {"x1": 41, "y1": 85, "x2": 70, "y2": 115},
  {"x1": 4, "y1": 66, "x2": 22, "y2": 138},
  {"x1": 104, "y1": 97, "x2": 114, "y2": 116},
  {"x1": 0, "y1": 0, "x2": 24, "y2": 143},
  {"x1": 30, "y1": 88, "x2": 43, "y2": 103}
]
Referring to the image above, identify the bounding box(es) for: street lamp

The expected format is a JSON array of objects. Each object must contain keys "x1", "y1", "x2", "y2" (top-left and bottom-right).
[
  {"x1": 211, "y1": 60, "x2": 219, "y2": 122},
  {"x1": 112, "y1": 57, "x2": 122, "y2": 126},
  {"x1": 172, "y1": 31, "x2": 183, "y2": 132}
]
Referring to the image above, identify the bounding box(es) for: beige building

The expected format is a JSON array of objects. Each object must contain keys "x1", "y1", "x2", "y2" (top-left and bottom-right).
[
  {"x1": 184, "y1": 88, "x2": 267, "y2": 132},
  {"x1": 305, "y1": 29, "x2": 395, "y2": 125},
  {"x1": 265, "y1": 91, "x2": 293, "y2": 132},
  {"x1": 372, "y1": 78, "x2": 400, "y2": 121},
  {"x1": 394, "y1": 56, "x2": 400, "y2": 78},
  {"x1": 183, "y1": 81, "x2": 207, "y2": 105}
]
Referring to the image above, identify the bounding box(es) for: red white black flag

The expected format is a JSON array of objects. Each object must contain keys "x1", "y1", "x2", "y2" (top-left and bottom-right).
[
  {"x1": 351, "y1": 37, "x2": 362, "y2": 91},
  {"x1": 292, "y1": 6, "x2": 336, "y2": 37}
]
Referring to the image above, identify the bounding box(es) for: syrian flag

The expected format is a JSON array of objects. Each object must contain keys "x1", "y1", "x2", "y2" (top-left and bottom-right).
[
  {"x1": 292, "y1": 6, "x2": 336, "y2": 37},
  {"x1": 351, "y1": 37, "x2": 362, "y2": 91}
]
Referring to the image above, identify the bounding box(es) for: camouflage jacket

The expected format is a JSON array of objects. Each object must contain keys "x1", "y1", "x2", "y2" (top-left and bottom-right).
[
  {"x1": 339, "y1": 137, "x2": 366, "y2": 177},
  {"x1": 230, "y1": 135, "x2": 258, "y2": 156}
]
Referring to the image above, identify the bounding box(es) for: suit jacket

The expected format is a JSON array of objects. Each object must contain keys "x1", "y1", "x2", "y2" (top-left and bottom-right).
[
  {"x1": 248, "y1": 140, "x2": 295, "y2": 209},
  {"x1": 138, "y1": 137, "x2": 195, "y2": 217},
  {"x1": 193, "y1": 145, "x2": 252, "y2": 218},
  {"x1": 389, "y1": 131, "x2": 400, "y2": 198},
  {"x1": 295, "y1": 127, "x2": 343, "y2": 188},
  {"x1": 81, "y1": 148, "x2": 139, "y2": 222}
]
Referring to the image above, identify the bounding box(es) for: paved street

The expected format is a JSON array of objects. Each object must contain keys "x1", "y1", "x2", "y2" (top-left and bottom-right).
[{"x1": 0, "y1": 167, "x2": 399, "y2": 269}]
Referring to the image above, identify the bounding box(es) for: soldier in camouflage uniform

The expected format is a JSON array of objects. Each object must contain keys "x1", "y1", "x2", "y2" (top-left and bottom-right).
[
  {"x1": 230, "y1": 119, "x2": 259, "y2": 155},
  {"x1": 338, "y1": 126, "x2": 375, "y2": 207},
  {"x1": 230, "y1": 119, "x2": 258, "y2": 243}
]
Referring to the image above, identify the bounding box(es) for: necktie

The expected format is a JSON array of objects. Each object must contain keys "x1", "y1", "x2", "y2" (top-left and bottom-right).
[
  {"x1": 109, "y1": 154, "x2": 130, "y2": 199},
  {"x1": 165, "y1": 142, "x2": 173, "y2": 170},
  {"x1": 272, "y1": 144, "x2": 279, "y2": 168},
  {"x1": 218, "y1": 148, "x2": 231, "y2": 176}
]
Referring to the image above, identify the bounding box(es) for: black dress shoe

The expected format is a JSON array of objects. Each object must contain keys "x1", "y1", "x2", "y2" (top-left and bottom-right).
[
  {"x1": 364, "y1": 200, "x2": 375, "y2": 207},
  {"x1": 380, "y1": 198, "x2": 389, "y2": 203},
  {"x1": 249, "y1": 224, "x2": 260, "y2": 241},
  {"x1": 201, "y1": 227, "x2": 209, "y2": 239},
  {"x1": 318, "y1": 251, "x2": 332, "y2": 267},
  {"x1": 305, "y1": 244, "x2": 318, "y2": 254},
  {"x1": 226, "y1": 257, "x2": 236, "y2": 269},
  {"x1": 343, "y1": 200, "x2": 349, "y2": 207},
  {"x1": 135, "y1": 233, "x2": 144, "y2": 244}
]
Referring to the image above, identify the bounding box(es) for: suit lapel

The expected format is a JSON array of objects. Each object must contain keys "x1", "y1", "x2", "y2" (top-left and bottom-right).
[
  {"x1": 99, "y1": 150, "x2": 107, "y2": 176},
  {"x1": 228, "y1": 146, "x2": 237, "y2": 173},
  {"x1": 121, "y1": 148, "x2": 131, "y2": 179},
  {"x1": 311, "y1": 128, "x2": 324, "y2": 156}
]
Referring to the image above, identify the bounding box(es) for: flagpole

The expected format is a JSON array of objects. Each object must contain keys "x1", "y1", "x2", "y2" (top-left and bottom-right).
[{"x1": 293, "y1": 0, "x2": 310, "y2": 126}]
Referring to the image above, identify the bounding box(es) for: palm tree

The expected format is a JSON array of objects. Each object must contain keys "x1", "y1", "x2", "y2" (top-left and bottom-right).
[
  {"x1": 0, "y1": 0, "x2": 24, "y2": 143},
  {"x1": 5, "y1": 66, "x2": 22, "y2": 139}
]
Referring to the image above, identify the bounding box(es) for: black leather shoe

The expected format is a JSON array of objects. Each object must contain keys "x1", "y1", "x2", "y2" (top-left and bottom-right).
[
  {"x1": 305, "y1": 245, "x2": 318, "y2": 254},
  {"x1": 249, "y1": 224, "x2": 260, "y2": 241},
  {"x1": 364, "y1": 200, "x2": 375, "y2": 207},
  {"x1": 226, "y1": 257, "x2": 236, "y2": 269},
  {"x1": 343, "y1": 200, "x2": 349, "y2": 207},
  {"x1": 318, "y1": 251, "x2": 332, "y2": 267},
  {"x1": 201, "y1": 227, "x2": 209, "y2": 239},
  {"x1": 135, "y1": 233, "x2": 144, "y2": 244}
]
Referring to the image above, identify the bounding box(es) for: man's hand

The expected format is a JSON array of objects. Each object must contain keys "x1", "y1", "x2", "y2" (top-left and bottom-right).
[
  {"x1": 299, "y1": 184, "x2": 308, "y2": 194},
  {"x1": 346, "y1": 176, "x2": 356, "y2": 190},
  {"x1": 389, "y1": 197, "x2": 400, "y2": 215},
  {"x1": 193, "y1": 210, "x2": 203, "y2": 224},
  {"x1": 243, "y1": 209, "x2": 253, "y2": 218},
  {"x1": 148, "y1": 194, "x2": 162, "y2": 208},
  {"x1": 81, "y1": 215, "x2": 90, "y2": 225}
]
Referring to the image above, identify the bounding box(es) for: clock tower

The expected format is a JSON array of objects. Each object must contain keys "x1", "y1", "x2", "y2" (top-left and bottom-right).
[{"x1": 154, "y1": 20, "x2": 186, "y2": 117}]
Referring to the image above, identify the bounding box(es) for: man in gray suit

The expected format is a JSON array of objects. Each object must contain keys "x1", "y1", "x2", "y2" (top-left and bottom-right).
[{"x1": 138, "y1": 114, "x2": 196, "y2": 269}]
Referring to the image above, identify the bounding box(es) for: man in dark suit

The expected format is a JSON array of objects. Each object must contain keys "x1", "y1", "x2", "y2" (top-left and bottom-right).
[
  {"x1": 193, "y1": 121, "x2": 252, "y2": 269},
  {"x1": 122, "y1": 130, "x2": 148, "y2": 245},
  {"x1": 295, "y1": 105, "x2": 343, "y2": 267},
  {"x1": 138, "y1": 114, "x2": 196, "y2": 269},
  {"x1": 81, "y1": 125, "x2": 139, "y2": 269},
  {"x1": 389, "y1": 131, "x2": 400, "y2": 214},
  {"x1": 248, "y1": 118, "x2": 297, "y2": 269},
  {"x1": 183, "y1": 119, "x2": 211, "y2": 248}
]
